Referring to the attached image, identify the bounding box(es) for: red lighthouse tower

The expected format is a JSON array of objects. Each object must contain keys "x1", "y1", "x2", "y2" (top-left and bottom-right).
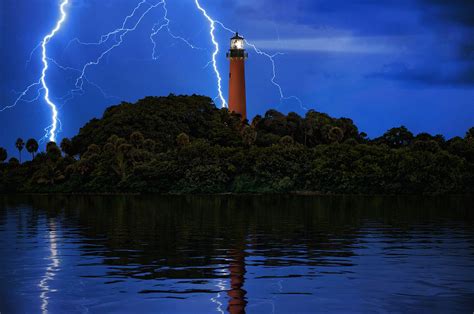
[{"x1": 227, "y1": 33, "x2": 248, "y2": 120}]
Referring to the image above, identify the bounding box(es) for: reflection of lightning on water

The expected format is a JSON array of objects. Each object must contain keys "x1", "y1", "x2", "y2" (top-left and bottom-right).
[
  {"x1": 39, "y1": 219, "x2": 60, "y2": 314},
  {"x1": 210, "y1": 266, "x2": 228, "y2": 314}
]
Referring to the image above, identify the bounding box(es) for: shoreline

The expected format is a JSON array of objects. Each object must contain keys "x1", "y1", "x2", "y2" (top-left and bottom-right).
[{"x1": 1, "y1": 192, "x2": 472, "y2": 197}]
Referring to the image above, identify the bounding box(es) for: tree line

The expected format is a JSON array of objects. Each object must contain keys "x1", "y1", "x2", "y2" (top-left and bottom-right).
[{"x1": 0, "y1": 94, "x2": 473, "y2": 194}]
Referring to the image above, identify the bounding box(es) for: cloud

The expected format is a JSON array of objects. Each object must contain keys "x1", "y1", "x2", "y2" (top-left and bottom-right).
[
  {"x1": 368, "y1": 62, "x2": 474, "y2": 87},
  {"x1": 420, "y1": 0, "x2": 474, "y2": 27},
  {"x1": 369, "y1": 0, "x2": 474, "y2": 87},
  {"x1": 235, "y1": 0, "x2": 474, "y2": 86},
  {"x1": 250, "y1": 36, "x2": 410, "y2": 54}
]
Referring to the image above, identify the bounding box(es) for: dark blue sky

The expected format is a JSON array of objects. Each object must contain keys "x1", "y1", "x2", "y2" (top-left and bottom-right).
[{"x1": 1, "y1": 0, "x2": 473, "y2": 154}]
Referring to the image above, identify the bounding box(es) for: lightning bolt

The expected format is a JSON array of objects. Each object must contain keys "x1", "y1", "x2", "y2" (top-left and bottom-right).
[
  {"x1": 3, "y1": 0, "x2": 305, "y2": 143},
  {"x1": 0, "y1": 0, "x2": 69, "y2": 143},
  {"x1": 2, "y1": 0, "x2": 118, "y2": 143},
  {"x1": 0, "y1": 81, "x2": 42, "y2": 113},
  {"x1": 40, "y1": 0, "x2": 70, "y2": 143},
  {"x1": 51, "y1": 0, "x2": 162, "y2": 112},
  {"x1": 193, "y1": 1, "x2": 304, "y2": 110},
  {"x1": 246, "y1": 43, "x2": 306, "y2": 110},
  {"x1": 69, "y1": 0, "x2": 200, "y2": 103},
  {"x1": 45, "y1": 58, "x2": 120, "y2": 107},
  {"x1": 66, "y1": 0, "x2": 149, "y2": 49},
  {"x1": 194, "y1": 0, "x2": 227, "y2": 108},
  {"x1": 10, "y1": 0, "x2": 68, "y2": 143},
  {"x1": 73, "y1": 0, "x2": 163, "y2": 93},
  {"x1": 150, "y1": 0, "x2": 201, "y2": 60},
  {"x1": 39, "y1": 0, "x2": 199, "y2": 141}
]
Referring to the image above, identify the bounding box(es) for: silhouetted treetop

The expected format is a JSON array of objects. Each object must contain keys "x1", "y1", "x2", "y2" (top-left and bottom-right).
[
  {"x1": 71, "y1": 95, "x2": 244, "y2": 155},
  {"x1": 69, "y1": 95, "x2": 367, "y2": 156},
  {"x1": 0, "y1": 94, "x2": 473, "y2": 195}
]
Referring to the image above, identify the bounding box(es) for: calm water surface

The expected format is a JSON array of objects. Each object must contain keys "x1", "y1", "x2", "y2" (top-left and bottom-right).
[{"x1": 0, "y1": 195, "x2": 473, "y2": 313}]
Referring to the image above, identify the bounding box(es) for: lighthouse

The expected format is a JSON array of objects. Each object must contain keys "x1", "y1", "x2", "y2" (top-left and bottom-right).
[{"x1": 227, "y1": 32, "x2": 248, "y2": 120}]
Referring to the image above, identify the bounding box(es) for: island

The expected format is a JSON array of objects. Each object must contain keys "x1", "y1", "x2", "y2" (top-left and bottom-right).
[{"x1": 0, "y1": 94, "x2": 473, "y2": 195}]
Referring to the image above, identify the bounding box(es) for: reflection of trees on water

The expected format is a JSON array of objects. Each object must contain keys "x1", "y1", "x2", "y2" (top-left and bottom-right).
[
  {"x1": 1, "y1": 195, "x2": 473, "y2": 313},
  {"x1": 69, "y1": 196, "x2": 366, "y2": 271}
]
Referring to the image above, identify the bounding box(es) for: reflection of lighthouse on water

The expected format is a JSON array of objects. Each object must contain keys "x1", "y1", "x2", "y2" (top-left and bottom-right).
[
  {"x1": 211, "y1": 243, "x2": 248, "y2": 314},
  {"x1": 227, "y1": 247, "x2": 247, "y2": 314}
]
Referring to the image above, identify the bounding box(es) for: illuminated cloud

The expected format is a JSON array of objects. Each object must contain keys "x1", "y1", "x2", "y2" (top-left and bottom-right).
[{"x1": 250, "y1": 36, "x2": 410, "y2": 54}]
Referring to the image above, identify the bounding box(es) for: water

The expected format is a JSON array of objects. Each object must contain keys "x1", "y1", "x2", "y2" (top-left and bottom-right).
[{"x1": 0, "y1": 195, "x2": 473, "y2": 313}]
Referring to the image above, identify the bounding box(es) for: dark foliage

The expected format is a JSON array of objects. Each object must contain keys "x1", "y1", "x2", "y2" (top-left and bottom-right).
[
  {"x1": 15, "y1": 138, "x2": 24, "y2": 163},
  {"x1": 0, "y1": 95, "x2": 472, "y2": 195},
  {"x1": 26, "y1": 138, "x2": 39, "y2": 159}
]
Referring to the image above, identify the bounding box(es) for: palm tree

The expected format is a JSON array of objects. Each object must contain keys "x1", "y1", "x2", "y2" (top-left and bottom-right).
[
  {"x1": 466, "y1": 127, "x2": 474, "y2": 140},
  {"x1": 0, "y1": 147, "x2": 7, "y2": 163},
  {"x1": 15, "y1": 138, "x2": 25, "y2": 163},
  {"x1": 26, "y1": 138, "x2": 39, "y2": 159}
]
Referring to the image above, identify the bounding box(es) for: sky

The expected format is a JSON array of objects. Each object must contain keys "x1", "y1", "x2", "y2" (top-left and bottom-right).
[{"x1": 0, "y1": 0, "x2": 473, "y2": 155}]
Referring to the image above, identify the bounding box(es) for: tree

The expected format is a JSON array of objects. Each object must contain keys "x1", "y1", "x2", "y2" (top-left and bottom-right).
[
  {"x1": 379, "y1": 126, "x2": 414, "y2": 148},
  {"x1": 107, "y1": 135, "x2": 120, "y2": 145},
  {"x1": 286, "y1": 112, "x2": 303, "y2": 139},
  {"x1": 60, "y1": 138, "x2": 74, "y2": 156},
  {"x1": 466, "y1": 127, "x2": 474, "y2": 140},
  {"x1": 177, "y1": 133, "x2": 190, "y2": 147},
  {"x1": 83, "y1": 144, "x2": 100, "y2": 158},
  {"x1": 69, "y1": 95, "x2": 243, "y2": 154},
  {"x1": 242, "y1": 126, "x2": 256, "y2": 147},
  {"x1": 261, "y1": 109, "x2": 287, "y2": 136},
  {"x1": 279, "y1": 135, "x2": 294, "y2": 146},
  {"x1": 8, "y1": 157, "x2": 20, "y2": 166},
  {"x1": 113, "y1": 143, "x2": 133, "y2": 181},
  {"x1": 15, "y1": 138, "x2": 25, "y2": 163},
  {"x1": 143, "y1": 139, "x2": 156, "y2": 152},
  {"x1": 412, "y1": 139, "x2": 440, "y2": 153},
  {"x1": 46, "y1": 142, "x2": 62, "y2": 162},
  {"x1": 0, "y1": 95, "x2": 473, "y2": 195},
  {"x1": 251, "y1": 115, "x2": 262, "y2": 128},
  {"x1": 0, "y1": 147, "x2": 7, "y2": 163},
  {"x1": 26, "y1": 138, "x2": 39, "y2": 159},
  {"x1": 303, "y1": 118, "x2": 314, "y2": 146},
  {"x1": 328, "y1": 127, "x2": 344, "y2": 143},
  {"x1": 130, "y1": 131, "x2": 145, "y2": 148}
]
